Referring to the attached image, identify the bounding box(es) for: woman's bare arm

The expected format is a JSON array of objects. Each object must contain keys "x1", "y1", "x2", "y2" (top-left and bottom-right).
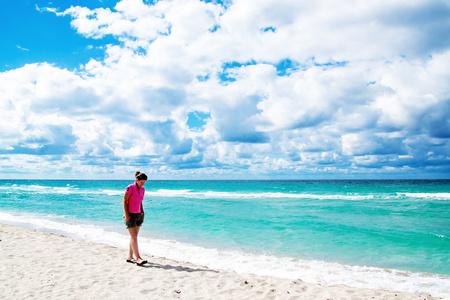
[{"x1": 123, "y1": 192, "x2": 131, "y2": 220}]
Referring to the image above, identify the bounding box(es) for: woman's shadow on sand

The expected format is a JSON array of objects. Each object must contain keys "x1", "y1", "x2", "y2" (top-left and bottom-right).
[{"x1": 138, "y1": 261, "x2": 219, "y2": 273}]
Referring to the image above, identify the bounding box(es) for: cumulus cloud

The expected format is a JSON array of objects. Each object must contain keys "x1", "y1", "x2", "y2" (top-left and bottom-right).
[{"x1": 1, "y1": 0, "x2": 449, "y2": 178}]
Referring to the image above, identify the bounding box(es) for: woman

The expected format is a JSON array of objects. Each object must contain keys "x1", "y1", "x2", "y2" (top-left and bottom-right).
[{"x1": 123, "y1": 171, "x2": 148, "y2": 266}]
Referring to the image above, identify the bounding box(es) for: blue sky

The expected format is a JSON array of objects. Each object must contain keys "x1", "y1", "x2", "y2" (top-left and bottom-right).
[{"x1": 1, "y1": 0, "x2": 449, "y2": 179}]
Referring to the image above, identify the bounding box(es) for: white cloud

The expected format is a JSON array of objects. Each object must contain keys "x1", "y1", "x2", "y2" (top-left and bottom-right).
[
  {"x1": 16, "y1": 45, "x2": 30, "y2": 51},
  {"x1": 1, "y1": 0, "x2": 449, "y2": 178}
]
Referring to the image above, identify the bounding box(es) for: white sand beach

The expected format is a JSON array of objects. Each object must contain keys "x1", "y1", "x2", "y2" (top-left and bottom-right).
[{"x1": 0, "y1": 223, "x2": 444, "y2": 300}]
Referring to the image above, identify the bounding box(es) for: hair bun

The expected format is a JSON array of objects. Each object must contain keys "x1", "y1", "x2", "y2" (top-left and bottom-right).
[{"x1": 135, "y1": 171, "x2": 148, "y2": 181}]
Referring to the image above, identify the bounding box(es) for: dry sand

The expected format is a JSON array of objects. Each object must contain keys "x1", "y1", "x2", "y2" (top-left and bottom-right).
[{"x1": 0, "y1": 223, "x2": 444, "y2": 300}]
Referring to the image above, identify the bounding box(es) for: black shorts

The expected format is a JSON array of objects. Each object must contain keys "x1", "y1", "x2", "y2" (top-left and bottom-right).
[{"x1": 124, "y1": 213, "x2": 144, "y2": 228}]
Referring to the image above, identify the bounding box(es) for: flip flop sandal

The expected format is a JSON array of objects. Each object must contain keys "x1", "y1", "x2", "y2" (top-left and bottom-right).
[{"x1": 136, "y1": 260, "x2": 148, "y2": 266}]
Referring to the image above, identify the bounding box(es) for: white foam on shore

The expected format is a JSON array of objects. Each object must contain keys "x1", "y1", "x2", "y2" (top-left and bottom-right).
[
  {"x1": 137, "y1": 236, "x2": 450, "y2": 297},
  {"x1": 0, "y1": 211, "x2": 449, "y2": 297}
]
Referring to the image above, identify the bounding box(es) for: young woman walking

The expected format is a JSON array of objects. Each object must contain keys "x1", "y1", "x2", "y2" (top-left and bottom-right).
[{"x1": 123, "y1": 171, "x2": 148, "y2": 266}]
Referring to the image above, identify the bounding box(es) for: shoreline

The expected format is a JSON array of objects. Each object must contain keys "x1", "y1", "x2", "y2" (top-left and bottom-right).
[{"x1": 0, "y1": 223, "x2": 445, "y2": 299}]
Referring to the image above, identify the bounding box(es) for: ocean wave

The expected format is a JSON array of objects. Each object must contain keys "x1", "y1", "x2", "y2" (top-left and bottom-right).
[
  {"x1": 397, "y1": 193, "x2": 450, "y2": 200},
  {"x1": 430, "y1": 233, "x2": 450, "y2": 240},
  {"x1": 0, "y1": 211, "x2": 127, "y2": 247},
  {"x1": 0, "y1": 211, "x2": 448, "y2": 297},
  {"x1": 102, "y1": 189, "x2": 124, "y2": 196},
  {"x1": 147, "y1": 189, "x2": 375, "y2": 201},
  {"x1": 1, "y1": 184, "x2": 80, "y2": 194},
  {"x1": 4, "y1": 184, "x2": 377, "y2": 201},
  {"x1": 3, "y1": 183, "x2": 449, "y2": 202}
]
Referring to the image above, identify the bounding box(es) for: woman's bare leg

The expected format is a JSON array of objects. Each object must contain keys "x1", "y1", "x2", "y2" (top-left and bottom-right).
[
  {"x1": 128, "y1": 226, "x2": 144, "y2": 263},
  {"x1": 127, "y1": 243, "x2": 134, "y2": 261}
]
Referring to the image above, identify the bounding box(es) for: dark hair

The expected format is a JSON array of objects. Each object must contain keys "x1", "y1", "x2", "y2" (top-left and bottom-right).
[{"x1": 135, "y1": 171, "x2": 148, "y2": 181}]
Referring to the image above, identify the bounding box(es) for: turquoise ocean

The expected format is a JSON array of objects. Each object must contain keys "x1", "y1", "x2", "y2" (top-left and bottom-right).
[{"x1": 0, "y1": 180, "x2": 449, "y2": 296}]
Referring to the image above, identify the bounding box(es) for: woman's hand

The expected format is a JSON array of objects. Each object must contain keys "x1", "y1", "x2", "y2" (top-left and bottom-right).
[{"x1": 125, "y1": 213, "x2": 131, "y2": 221}]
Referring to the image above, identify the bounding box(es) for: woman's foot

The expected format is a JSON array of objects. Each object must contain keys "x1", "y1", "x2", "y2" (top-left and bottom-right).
[{"x1": 136, "y1": 259, "x2": 148, "y2": 266}]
